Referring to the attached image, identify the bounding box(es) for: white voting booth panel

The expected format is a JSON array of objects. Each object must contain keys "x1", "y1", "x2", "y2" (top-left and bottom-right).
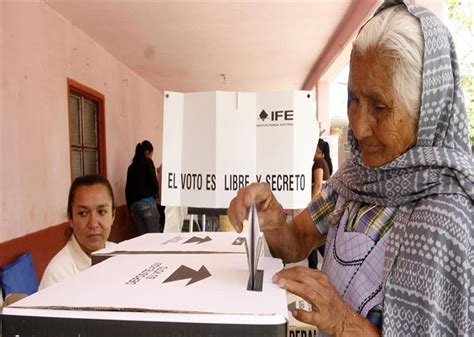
[
  {"x1": 3, "y1": 254, "x2": 288, "y2": 337},
  {"x1": 92, "y1": 232, "x2": 246, "y2": 264},
  {"x1": 162, "y1": 91, "x2": 317, "y2": 210}
]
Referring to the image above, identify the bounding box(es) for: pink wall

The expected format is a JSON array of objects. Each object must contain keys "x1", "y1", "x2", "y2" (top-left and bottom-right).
[
  {"x1": 316, "y1": 81, "x2": 331, "y2": 136},
  {"x1": 1, "y1": 1, "x2": 163, "y2": 242}
]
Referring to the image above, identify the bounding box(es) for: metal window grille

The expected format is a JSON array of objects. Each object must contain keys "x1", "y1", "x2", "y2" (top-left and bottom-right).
[{"x1": 69, "y1": 93, "x2": 99, "y2": 179}]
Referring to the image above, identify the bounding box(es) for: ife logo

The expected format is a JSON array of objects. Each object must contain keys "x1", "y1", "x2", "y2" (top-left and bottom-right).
[{"x1": 257, "y1": 109, "x2": 294, "y2": 127}]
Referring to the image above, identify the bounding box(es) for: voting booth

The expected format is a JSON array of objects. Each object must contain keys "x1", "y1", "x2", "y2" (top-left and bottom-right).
[{"x1": 162, "y1": 90, "x2": 317, "y2": 210}]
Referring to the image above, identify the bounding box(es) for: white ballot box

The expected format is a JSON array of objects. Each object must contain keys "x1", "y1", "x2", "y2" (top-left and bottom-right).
[
  {"x1": 92, "y1": 232, "x2": 246, "y2": 264},
  {"x1": 2, "y1": 254, "x2": 287, "y2": 337}
]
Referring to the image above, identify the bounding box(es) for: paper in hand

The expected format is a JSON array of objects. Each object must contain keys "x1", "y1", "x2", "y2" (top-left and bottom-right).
[{"x1": 245, "y1": 203, "x2": 263, "y2": 291}]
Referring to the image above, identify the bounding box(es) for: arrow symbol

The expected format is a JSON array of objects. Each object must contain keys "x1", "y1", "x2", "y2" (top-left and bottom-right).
[
  {"x1": 163, "y1": 265, "x2": 211, "y2": 286},
  {"x1": 183, "y1": 236, "x2": 212, "y2": 244}
]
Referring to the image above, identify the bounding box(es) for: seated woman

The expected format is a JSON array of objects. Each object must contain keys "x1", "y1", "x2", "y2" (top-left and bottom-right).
[{"x1": 39, "y1": 174, "x2": 116, "y2": 289}]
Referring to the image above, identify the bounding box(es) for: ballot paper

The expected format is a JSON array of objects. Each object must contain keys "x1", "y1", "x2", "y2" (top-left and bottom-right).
[{"x1": 246, "y1": 203, "x2": 264, "y2": 291}]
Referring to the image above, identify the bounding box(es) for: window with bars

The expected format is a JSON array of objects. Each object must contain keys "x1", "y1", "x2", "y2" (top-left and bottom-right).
[{"x1": 68, "y1": 79, "x2": 106, "y2": 180}]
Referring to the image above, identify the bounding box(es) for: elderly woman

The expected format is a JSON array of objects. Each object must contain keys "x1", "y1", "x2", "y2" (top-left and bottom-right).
[
  {"x1": 39, "y1": 174, "x2": 116, "y2": 289},
  {"x1": 228, "y1": 1, "x2": 473, "y2": 336}
]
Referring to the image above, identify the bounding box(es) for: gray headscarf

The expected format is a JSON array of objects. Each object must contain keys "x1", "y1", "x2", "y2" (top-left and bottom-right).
[
  {"x1": 329, "y1": 2, "x2": 473, "y2": 206},
  {"x1": 328, "y1": 0, "x2": 473, "y2": 335}
]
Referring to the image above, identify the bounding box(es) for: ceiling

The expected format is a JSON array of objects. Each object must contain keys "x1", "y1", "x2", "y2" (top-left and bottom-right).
[{"x1": 45, "y1": 0, "x2": 380, "y2": 93}]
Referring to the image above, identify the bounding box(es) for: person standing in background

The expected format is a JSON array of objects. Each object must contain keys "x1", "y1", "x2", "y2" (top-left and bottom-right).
[
  {"x1": 308, "y1": 138, "x2": 333, "y2": 269},
  {"x1": 311, "y1": 138, "x2": 333, "y2": 199},
  {"x1": 125, "y1": 140, "x2": 162, "y2": 235},
  {"x1": 155, "y1": 164, "x2": 166, "y2": 230}
]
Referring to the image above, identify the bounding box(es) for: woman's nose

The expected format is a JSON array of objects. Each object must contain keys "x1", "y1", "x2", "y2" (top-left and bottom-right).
[
  {"x1": 88, "y1": 212, "x2": 100, "y2": 228},
  {"x1": 351, "y1": 104, "x2": 373, "y2": 140}
]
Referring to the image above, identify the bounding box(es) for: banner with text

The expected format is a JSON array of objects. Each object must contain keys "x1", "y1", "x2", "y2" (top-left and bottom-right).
[{"x1": 162, "y1": 91, "x2": 317, "y2": 209}]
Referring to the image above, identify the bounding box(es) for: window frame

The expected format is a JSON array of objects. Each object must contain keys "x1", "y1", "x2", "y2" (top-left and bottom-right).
[{"x1": 67, "y1": 78, "x2": 107, "y2": 180}]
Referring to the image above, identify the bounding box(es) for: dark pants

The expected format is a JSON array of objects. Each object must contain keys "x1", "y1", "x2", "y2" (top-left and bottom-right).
[
  {"x1": 130, "y1": 199, "x2": 162, "y2": 235},
  {"x1": 157, "y1": 203, "x2": 166, "y2": 229}
]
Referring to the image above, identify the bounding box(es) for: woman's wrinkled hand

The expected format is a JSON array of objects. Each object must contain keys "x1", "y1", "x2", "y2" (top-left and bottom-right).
[
  {"x1": 227, "y1": 182, "x2": 284, "y2": 233},
  {"x1": 273, "y1": 266, "x2": 352, "y2": 336}
]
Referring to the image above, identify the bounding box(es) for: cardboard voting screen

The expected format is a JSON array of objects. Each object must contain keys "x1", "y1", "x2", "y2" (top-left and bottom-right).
[
  {"x1": 162, "y1": 90, "x2": 317, "y2": 209},
  {"x1": 7, "y1": 254, "x2": 288, "y2": 321}
]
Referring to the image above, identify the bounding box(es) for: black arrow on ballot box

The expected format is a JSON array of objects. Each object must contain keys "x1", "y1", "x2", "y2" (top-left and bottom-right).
[
  {"x1": 183, "y1": 236, "x2": 212, "y2": 244},
  {"x1": 163, "y1": 265, "x2": 211, "y2": 286}
]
